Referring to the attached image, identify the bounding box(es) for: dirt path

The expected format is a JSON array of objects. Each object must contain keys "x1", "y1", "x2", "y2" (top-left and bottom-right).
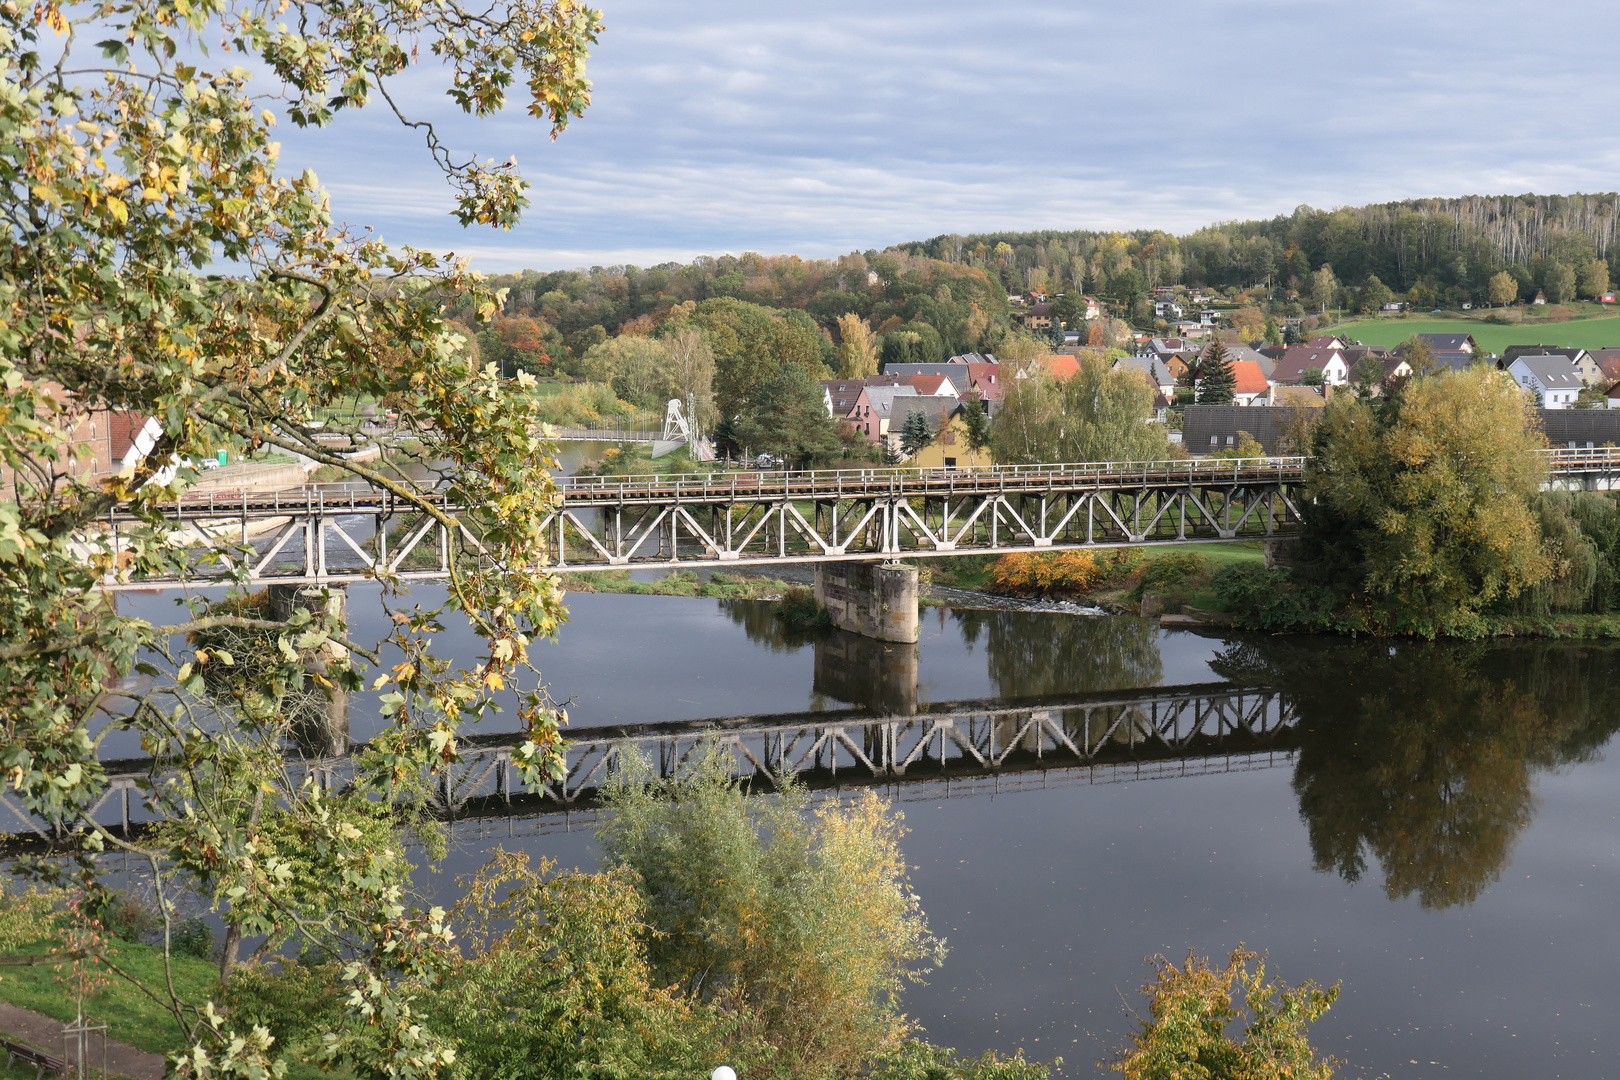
[{"x1": 0, "y1": 1002, "x2": 166, "y2": 1080}]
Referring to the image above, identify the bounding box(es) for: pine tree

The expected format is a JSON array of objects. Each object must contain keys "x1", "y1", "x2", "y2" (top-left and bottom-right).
[
  {"x1": 1196, "y1": 341, "x2": 1236, "y2": 405},
  {"x1": 899, "y1": 406, "x2": 936, "y2": 456}
]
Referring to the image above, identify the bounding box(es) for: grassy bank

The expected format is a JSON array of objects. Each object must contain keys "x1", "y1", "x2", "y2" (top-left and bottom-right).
[
  {"x1": 560, "y1": 568, "x2": 794, "y2": 598},
  {"x1": 0, "y1": 937, "x2": 216, "y2": 1057}
]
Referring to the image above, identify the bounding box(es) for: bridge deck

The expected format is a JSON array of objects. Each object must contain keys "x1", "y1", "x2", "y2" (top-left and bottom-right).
[{"x1": 83, "y1": 449, "x2": 1620, "y2": 584}]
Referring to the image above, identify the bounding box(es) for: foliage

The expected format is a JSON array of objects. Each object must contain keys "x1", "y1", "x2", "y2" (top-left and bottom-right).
[
  {"x1": 989, "y1": 552, "x2": 1102, "y2": 596},
  {"x1": 1127, "y1": 552, "x2": 1210, "y2": 602},
  {"x1": 581, "y1": 336, "x2": 682, "y2": 410},
  {"x1": 869, "y1": 1042, "x2": 1052, "y2": 1079},
  {"x1": 899, "y1": 407, "x2": 937, "y2": 456},
  {"x1": 419, "y1": 850, "x2": 740, "y2": 1079},
  {"x1": 1357, "y1": 274, "x2": 1393, "y2": 313},
  {"x1": 1211, "y1": 566, "x2": 1341, "y2": 634},
  {"x1": 1488, "y1": 271, "x2": 1520, "y2": 306},
  {"x1": 679, "y1": 297, "x2": 830, "y2": 420},
  {"x1": 724, "y1": 364, "x2": 846, "y2": 467},
  {"x1": 836, "y1": 314, "x2": 879, "y2": 378},
  {"x1": 221, "y1": 959, "x2": 348, "y2": 1064},
  {"x1": 991, "y1": 354, "x2": 1175, "y2": 465},
  {"x1": 1299, "y1": 367, "x2": 1551, "y2": 636},
  {"x1": 960, "y1": 394, "x2": 992, "y2": 464},
  {"x1": 0, "y1": 0, "x2": 599, "y2": 1069},
  {"x1": 532, "y1": 381, "x2": 636, "y2": 426},
  {"x1": 598, "y1": 750, "x2": 945, "y2": 1078},
  {"x1": 775, "y1": 585, "x2": 832, "y2": 630},
  {"x1": 1110, "y1": 949, "x2": 1339, "y2": 1080},
  {"x1": 1196, "y1": 342, "x2": 1236, "y2": 405}
]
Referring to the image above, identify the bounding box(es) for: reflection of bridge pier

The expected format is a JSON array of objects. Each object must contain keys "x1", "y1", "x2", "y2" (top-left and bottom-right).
[{"x1": 813, "y1": 628, "x2": 919, "y2": 715}]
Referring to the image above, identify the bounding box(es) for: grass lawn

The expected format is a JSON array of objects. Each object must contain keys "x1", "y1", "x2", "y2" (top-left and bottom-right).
[
  {"x1": 0, "y1": 939, "x2": 217, "y2": 1057},
  {"x1": 1332, "y1": 311, "x2": 1620, "y2": 354}
]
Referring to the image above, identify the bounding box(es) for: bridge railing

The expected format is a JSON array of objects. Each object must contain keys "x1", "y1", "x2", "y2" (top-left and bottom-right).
[
  {"x1": 557, "y1": 456, "x2": 1310, "y2": 499},
  {"x1": 140, "y1": 446, "x2": 1620, "y2": 515}
]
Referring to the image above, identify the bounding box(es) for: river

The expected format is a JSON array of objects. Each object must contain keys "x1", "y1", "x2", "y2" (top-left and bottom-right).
[
  {"x1": 202, "y1": 584, "x2": 1610, "y2": 1079},
  {"x1": 111, "y1": 445, "x2": 1620, "y2": 1076}
]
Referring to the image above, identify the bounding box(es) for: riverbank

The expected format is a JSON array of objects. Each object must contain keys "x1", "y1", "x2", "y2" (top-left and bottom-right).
[{"x1": 560, "y1": 568, "x2": 795, "y2": 599}]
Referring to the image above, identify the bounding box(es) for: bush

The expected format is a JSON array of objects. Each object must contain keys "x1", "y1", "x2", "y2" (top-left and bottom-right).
[
  {"x1": 599, "y1": 748, "x2": 947, "y2": 1077},
  {"x1": 1212, "y1": 565, "x2": 1340, "y2": 632},
  {"x1": 106, "y1": 891, "x2": 161, "y2": 944},
  {"x1": 172, "y1": 916, "x2": 215, "y2": 960},
  {"x1": 1111, "y1": 949, "x2": 1338, "y2": 1080},
  {"x1": 222, "y1": 958, "x2": 346, "y2": 1058},
  {"x1": 1127, "y1": 552, "x2": 1210, "y2": 601},
  {"x1": 532, "y1": 381, "x2": 634, "y2": 427},
  {"x1": 775, "y1": 584, "x2": 831, "y2": 629},
  {"x1": 989, "y1": 551, "x2": 1101, "y2": 595}
]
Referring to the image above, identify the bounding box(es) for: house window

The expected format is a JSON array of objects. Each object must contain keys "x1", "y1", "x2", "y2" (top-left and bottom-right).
[
  {"x1": 1226, "y1": 436, "x2": 1234, "y2": 446},
  {"x1": 1210, "y1": 436, "x2": 1219, "y2": 446},
  {"x1": 944, "y1": 457, "x2": 957, "y2": 467}
]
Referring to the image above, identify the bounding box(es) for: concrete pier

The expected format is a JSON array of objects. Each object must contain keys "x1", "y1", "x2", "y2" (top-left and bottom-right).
[
  {"x1": 814, "y1": 561, "x2": 919, "y2": 643},
  {"x1": 268, "y1": 584, "x2": 351, "y2": 756}
]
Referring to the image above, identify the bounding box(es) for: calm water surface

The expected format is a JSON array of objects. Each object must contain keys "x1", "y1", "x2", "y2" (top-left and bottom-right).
[{"x1": 117, "y1": 584, "x2": 1620, "y2": 1078}]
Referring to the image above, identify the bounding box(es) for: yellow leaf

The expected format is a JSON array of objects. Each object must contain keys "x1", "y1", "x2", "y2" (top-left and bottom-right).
[
  {"x1": 484, "y1": 671, "x2": 504, "y2": 691},
  {"x1": 105, "y1": 196, "x2": 127, "y2": 224},
  {"x1": 43, "y1": 3, "x2": 66, "y2": 33}
]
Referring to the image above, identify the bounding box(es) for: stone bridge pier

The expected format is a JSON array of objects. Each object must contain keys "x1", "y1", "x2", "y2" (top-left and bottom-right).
[{"x1": 813, "y1": 561, "x2": 919, "y2": 644}]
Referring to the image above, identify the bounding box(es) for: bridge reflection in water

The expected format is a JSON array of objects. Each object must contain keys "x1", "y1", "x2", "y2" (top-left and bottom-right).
[{"x1": 9, "y1": 675, "x2": 1294, "y2": 849}]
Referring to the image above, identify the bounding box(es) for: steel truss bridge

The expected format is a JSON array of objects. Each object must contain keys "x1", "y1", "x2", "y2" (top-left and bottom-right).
[
  {"x1": 92, "y1": 448, "x2": 1620, "y2": 587},
  {"x1": 0, "y1": 683, "x2": 1296, "y2": 847}
]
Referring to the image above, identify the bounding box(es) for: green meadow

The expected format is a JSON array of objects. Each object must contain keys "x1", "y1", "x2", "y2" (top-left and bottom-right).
[{"x1": 1331, "y1": 311, "x2": 1620, "y2": 355}]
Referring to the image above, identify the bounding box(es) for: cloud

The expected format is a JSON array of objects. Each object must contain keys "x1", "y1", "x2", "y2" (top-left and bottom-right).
[{"x1": 269, "y1": 0, "x2": 1620, "y2": 271}]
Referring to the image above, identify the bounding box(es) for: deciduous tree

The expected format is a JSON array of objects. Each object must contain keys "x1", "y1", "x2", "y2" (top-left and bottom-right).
[
  {"x1": 1302, "y1": 368, "x2": 1551, "y2": 636},
  {"x1": 1488, "y1": 270, "x2": 1520, "y2": 307},
  {"x1": 836, "y1": 313, "x2": 879, "y2": 378},
  {"x1": 0, "y1": 0, "x2": 600, "y2": 1070}
]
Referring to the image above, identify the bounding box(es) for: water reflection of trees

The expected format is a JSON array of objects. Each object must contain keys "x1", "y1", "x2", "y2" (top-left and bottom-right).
[
  {"x1": 1213, "y1": 638, "x2": 1620, "y2": 909},
  {"x1": 953, "y1": 611, "x2": 1163, "y2": 698}
]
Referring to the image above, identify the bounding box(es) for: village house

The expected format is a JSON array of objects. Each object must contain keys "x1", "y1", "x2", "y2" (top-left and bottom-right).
[
  {"x1": 1154, "y1": 299, "x2": 1184, "y2": 320},
  {"x1": 1227, "y1": 360, "x2": 1272, "y2": 406},
  {"x1": 1507, "y1": 355, "x2": 1584, "y2": 408},
  {"x1": 1588, "y1": 347, "x2": 1620, "y2": 385},
  {"x1": 1020, "y1": 302, "x2": 1055, "y2": 331},
  {"x1": 1270, "y1": 344, "x2": 1350, "y2": 386},
  {"x1": 843, "y1": 383, "x2": 920, "y2": 441},
  {"x1": 1199, "y1": 342, "x2": 1276, "y2": 380},
  {"x1": 901, "y1": 399, "x2": 991, "y2": 470},
  {"x1": 1113, "y1": 356, "x2": 1179, "y2": 398},
  {"x1": 1414, "y1": 333, "x2": 1478, "y2": 355},
  {"x1": 1500, "y1": 345, "x2": 1602, "y2": 386}
]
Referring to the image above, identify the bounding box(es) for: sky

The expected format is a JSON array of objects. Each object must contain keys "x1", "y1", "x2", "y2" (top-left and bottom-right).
[{"x1": 271, "y1": 0, "x2": 1620, "y2": 273}]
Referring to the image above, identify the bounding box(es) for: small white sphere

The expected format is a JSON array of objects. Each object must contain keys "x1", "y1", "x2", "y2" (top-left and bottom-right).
[{"x1": 711, "y1": 1068, "x2": 738, "y2": 1080}]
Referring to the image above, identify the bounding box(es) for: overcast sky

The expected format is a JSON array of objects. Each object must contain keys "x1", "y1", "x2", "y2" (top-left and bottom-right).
[{"x1": 273, "y1": 0, "x2": 1620, "y2": 273}]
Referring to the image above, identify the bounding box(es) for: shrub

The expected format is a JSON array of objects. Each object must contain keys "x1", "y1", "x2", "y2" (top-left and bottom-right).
[
  {"x1": 1127, "y1": 552, "x2": 1211, "y2": 601},
  {"x1": 532, "y1": 381, "x2": 634, "y2": 427},
  {"x1": 775, "y1": 584, "x2": 831, "y2": 629},
  {"x1": 599, "y1": 748, "x2": 946, "y2": 1077},
  {"x1": 222, "y1": 958, "x2": 346, "y2": 1058},
  {"x1": 106, "y1": 891, "x2": 161, "y2": 944},
  {"x1": 989, "y1": 551, "x2": 1101, "y2": 595},
  {"x1": 1212, "y1": 565, "x2": 1340, "y2": 633},
  {"x1": 172, "y1": 916, "x2": 215, "y2": 960},
  {"x1": 1111, "y1": 948, "x2": 1338, "y2": 1080}
]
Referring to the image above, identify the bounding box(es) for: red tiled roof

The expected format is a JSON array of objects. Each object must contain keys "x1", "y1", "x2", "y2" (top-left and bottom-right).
[{"x1": 1229, "y1": 360, "x2": 1270, "y2": 397}]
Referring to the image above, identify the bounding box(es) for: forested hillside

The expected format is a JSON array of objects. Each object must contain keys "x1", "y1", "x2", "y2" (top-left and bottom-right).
[
  {"x1": 909, "y1": 193, "x2": 1620, "y2": 307},
  {"x1": 451, "y1": 251, "x2": 1013, "y2": 377},
  {"x1": 454, "y1": 193, "x2": 1620, "y2": 379}
]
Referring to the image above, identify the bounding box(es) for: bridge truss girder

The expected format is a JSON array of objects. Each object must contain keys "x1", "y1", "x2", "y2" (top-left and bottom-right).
[{"x1": 542, "y1": 482, "x2": 1304, "y2": 570}]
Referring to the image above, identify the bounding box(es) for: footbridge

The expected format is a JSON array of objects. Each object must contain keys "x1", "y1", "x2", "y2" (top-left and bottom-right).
[
  {"x1": 100, "y1": 456, "x2": 1318, "y2": 590},
  {"x1": 0, "y1": 682, "x2": 1297, "y2": 848},
  {"x1": 95, "y1": 446, "x2": 1620, "y2": 589}
]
